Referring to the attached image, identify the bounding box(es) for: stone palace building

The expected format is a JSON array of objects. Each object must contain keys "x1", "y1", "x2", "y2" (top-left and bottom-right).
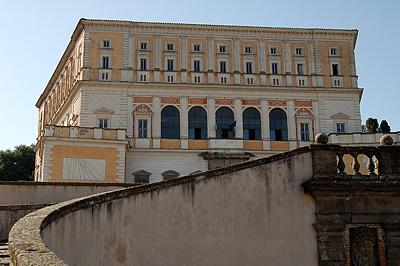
[{"x1": 34, "y1": 19, "x2": 363, "y2": 183}]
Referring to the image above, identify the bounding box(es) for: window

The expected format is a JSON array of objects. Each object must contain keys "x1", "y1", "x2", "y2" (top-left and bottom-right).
[
  {"x1": 138, "y1": 120, "x2": 148, "y2": 138},
  {"x1": 189, "y1": 107, "x2": 207, "y2": 140},
  {"x1": 333, "y1": 78, "x2": 341, "y2": 87},
  {"x1": 100, "y1": 71, "x2": 110, "y2": 81},
  {"x1": 102, "y1": 57, "x2": 109, "y2": 69},
  {"x1": 220, "y1": 76, "x2": 227, "y2": 84},
  {"x1": 220, "y1": 61, "x2": 227, "y2": 73},
  {"x1": 271, "y1": 63, "x2": 278, "y2": 74},
  {"x1": 167, "y1": 43, "x2": 174, "y2": 50},
  {"x1": 330, "y1": 48, "x2": 337, "y2": 55},
  {"x1": 269, "y1": 109, "x2": 288, "y2": 141},
  {"x1": 140, "y1": 59, "x2": 147, "y2": 70},
  {"x1": 295, "y1": 48, "x2": 303, "y2": 55},
  {"x1": 332, "y1": 64, "x2": 339, "y2": 75},
  {"x1": 246, "y1": 77, "x2": 255, "y2": 85},
  {"x1": 270, "y1": 47, "x2": 277, "y2": 54},
  {"x1": 246, "y1": 62, "x2": 253, "y2": 74},
  {"x1": 162, "y1": 170, "x2": 180, "y2": 180},
  {"x1": 219, "y1": 45, "x2": 226, "y2": 53},
  {"x1": 243, "y1": 108, "x2": 261, "y2": 140},
  {"x1": 98, "y1": 118, "x2": 108, "y2": 128},
  {"x1": 167, "y1": 74, "x2": 174, "y2": 83},
  {"x1": 167, "y1": 59, "x2": 174, "y2": 71},
  {"x1": 272, "y1": 78, "x2": 280, "y2": 86},
  {"x1": 103, "y1": 40, "x2": 110, "y2": 48},
  {"x1": 245, "y1": 46, "x2": 252, "y2": 53},
  {"x1": 298, "y1": 78, "x2": 306, "y2": 87},
  {"x1": 297, "y1": 64, "x2": 304, "y2": 75},
  {"x1": 300, "y1": 123, "x2": 310, "y2": 141},
  {"x1": 161, "y1": 106, "x2": 180, "y2": 139},
  {"x1": 216, "y1": 107, "x2": 235, "y2": 139},
  {"x1": 193, "y1": 44, "x2": 200, "y2": 51},
  {"x1": 133, "y1": 170, "x2": 150, "y2": 184},
  {"x1": 140, "y1": 42, "x2": 147, "y2": 50},
  {"x1": 139, "y1": 74, "x2": 147, "y2": 82},
  {"x1": 193, "y1": 75, "x2": 201, "y2": 83},
  {"x1": 336, "y1": 123, "x2": 346, "y2": 133},
  {"x1": 194, "y1": 60, "x2": 200, "y2": 72}
]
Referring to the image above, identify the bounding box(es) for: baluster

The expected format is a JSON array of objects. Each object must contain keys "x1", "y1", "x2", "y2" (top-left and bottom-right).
[
  {"x1": 337, "y1": 152, "x2": 345, "y2": 176},
  {"x1": 351, "y1": 153, "x2": 360, "y2": 175},
  {"x1": 366, "y1": 153, "x2": 376, "y2": 176}
]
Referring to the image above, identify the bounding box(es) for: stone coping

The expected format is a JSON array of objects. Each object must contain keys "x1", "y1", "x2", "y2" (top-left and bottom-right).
[
  {"x1": 8, "y1": 146, "x2": 312, "y2": 265},
  {"x1": 0, "y1": 181, "x2": 136, "y2": 187}
]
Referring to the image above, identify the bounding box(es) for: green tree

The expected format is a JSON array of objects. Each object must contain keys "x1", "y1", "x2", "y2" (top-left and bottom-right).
[
  {"x1": 0, "y1": 144, "x2": 35, "y2": 181},
  {"x1": 366, "y1": 118, "x2": 379, "y2": 133},
  {"x1": 380, "y1": 120, "x2": 391, "y2": 133}
]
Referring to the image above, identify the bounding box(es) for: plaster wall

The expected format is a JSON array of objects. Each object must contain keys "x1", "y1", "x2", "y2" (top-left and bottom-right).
[{"x1": 42, "y1": 151, "x2": 317, "y2": 266}]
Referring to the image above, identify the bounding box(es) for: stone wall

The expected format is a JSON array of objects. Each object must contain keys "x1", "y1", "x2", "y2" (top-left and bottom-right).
[
  {"x1": 0, "y1": 181, "x2": 134, "y2": 242},
  {"x1": 10, "y1": 147, "x2": 317, "y2": 266}
]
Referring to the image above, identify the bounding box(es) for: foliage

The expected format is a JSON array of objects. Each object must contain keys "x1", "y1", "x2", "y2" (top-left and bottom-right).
[
  {"x1": 365, "y1": 118, "x2": 379, "y2": 133},
  {"x1": 0, "y1": 144, "x2": 35, "y2": 181},
  {"x1": 380, "y1": 120, "x2": 391, "y2": 133},
  {"x1": 361, "y1": 125, "x2": 367, "y2": 133}
]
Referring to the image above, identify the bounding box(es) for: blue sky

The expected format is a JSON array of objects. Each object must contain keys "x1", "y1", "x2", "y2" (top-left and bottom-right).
[{"x1": 0, "y1": 0, "x2": 399, "y2": 150}]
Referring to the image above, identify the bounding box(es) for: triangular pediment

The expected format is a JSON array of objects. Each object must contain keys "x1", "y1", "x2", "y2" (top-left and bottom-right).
[
  {"x1": 331, "y1": 112, "x2": 350, "y2": 119},
  {"x1": 94, "y1": 107, "x2": 114, "y2": 114}
]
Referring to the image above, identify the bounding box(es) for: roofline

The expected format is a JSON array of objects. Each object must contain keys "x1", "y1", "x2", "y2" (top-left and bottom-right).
[{"x1": 35, "y1": 18, "x2": 359, "y2": 108}]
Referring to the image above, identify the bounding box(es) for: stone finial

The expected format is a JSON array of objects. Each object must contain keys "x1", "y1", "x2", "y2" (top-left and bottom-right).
[
  {"x1": 380, "y1": 135, "x2": 393, "y2": 145},
  {"x1": 315, "y1": 133, "x2": 328, "y2": 144}
]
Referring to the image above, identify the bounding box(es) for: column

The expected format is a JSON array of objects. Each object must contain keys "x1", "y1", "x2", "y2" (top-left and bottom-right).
[
  {"x1": 261, "y1": 100, "x2": 270, "y2": 150},
  {"x1": 258, "y1": 39, "x2": 267, "y2": 85},
  {"x1": 154, "y1": 34, "x2": 161, "y2": 70},
  {"x1": 181, "y1": 36, "x2": 188, "y2": 83},
  {"x1": 283, "y1": 39, "x2": 292, "y2": 74},
  {"x1": 153, "y1": 97, "x2": 161, "y2": 139},
  {"x1": 127, "y1": 96, "x2": 133, "y2": 138},
  {"x1": 208, "y1": 98, "x2": 216, "y2": 138},
  {"x1": 233, "y1": 38, "x2": 241, "y2": 84},
  {"x1": 313, "y1": 100, "x2": 320, "y2": 136},
  {"x1": 206, "y1": 37, "x2": 214, "y2": 84},
  {"x1": 181, "y1": 97, "x2": 188, "y2": 138},
  {"x1": 287, "y1": 100, "x2": 297, "y2": 149},
  {"x1": 235, "y1": 99, "x2": 243, "y2": 138}
]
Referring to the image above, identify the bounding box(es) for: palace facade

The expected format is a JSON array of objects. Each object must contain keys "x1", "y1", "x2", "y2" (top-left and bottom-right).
[{"x1": 34, "y1": 19, "x2": 363, "y2": 183}]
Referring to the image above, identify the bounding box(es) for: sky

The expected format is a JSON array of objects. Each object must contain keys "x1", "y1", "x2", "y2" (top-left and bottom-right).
[{"x1": 0, "y1": 0, "x2": 399, "y2": 151}]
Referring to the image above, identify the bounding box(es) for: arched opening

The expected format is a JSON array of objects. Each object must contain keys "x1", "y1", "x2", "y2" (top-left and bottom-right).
[
  {"x1": 188, "y1": 107, "x2": 207, "y2": 140},
  {"x1": 162, "y1": 170, "x2": 180, "y2": 180},
  {"x1": 161, "y1": 106, "x2": 180, "y2": 139},
  {"x1": 216, "y1": 107, "x2": 235, "y2": 139},
  {"x1": 243, "y1": 108, "x2": 261, "y2": 140},
  {"x1": 269, "y1": 108, "x2": 288, "y2": 141}
]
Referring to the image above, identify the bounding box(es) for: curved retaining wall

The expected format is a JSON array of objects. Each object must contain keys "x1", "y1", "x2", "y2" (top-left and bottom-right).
[{"x1": 9, "y1": 147, "x2": 317, "y2": 266}]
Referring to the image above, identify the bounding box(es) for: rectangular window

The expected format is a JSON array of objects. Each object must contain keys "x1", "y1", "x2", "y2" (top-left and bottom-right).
[
  {"x1": 101, "y1": 72, "x2": 109, "y2": 81},
  {"x1": 300, "y1": 123, "x2": 310, "y2": 141},
  {"x1": 193, "y1": 44, "x2": 200, "y2": 51},
  {"x1": 246, "y1": 77, "x2": 255, "y2": 85},
  {"x1": 140, "y1": 42, "x2": 147, "y2": 50},
  {"x1": 245, "y1": 46, "x2": 252, "y2": 53},
  {"x1": 333, "y1": 79, "x2": 341, "y2": 87},
  {"x1": 298, "y1": 79, "x2": 305, "y2": 87},
  {"x1": 138, "y1": 120, "x2": 148, "y2": 138},
  {"x1": 246, "y1": 62, "x2": 252, "y2": 74},
  {"x1": 296, "y1": 48, "x2": 302, "y2": 55},
  {"x1": 271, "y1": 63, "x2": 278, "y2": 74},
  {"x1": 336, "y1": 123, "x2": 346, "y2": 133},
  {"x1": 272, "y1": 78, "x2": 280, "y2": 86},
  {"x1": 330, "y1": 48, "x2": 337, "y2": 55},
  {"x1": 167, "y1": 59, "x2": 174, "y2": 71},
  {"x1": 140, "y1": 59, "x2": 147, "y2": 70},
  {"x1": 167, "y1": 75, "x2": 174, "y2": 83},
  {"x1": 167, "y1": 43, "x2": 174, "y2": 50},
  {"x1": 297, "y1": 64, "x2": 304, "y2": 75},
  {"x1": 220, "y1": 76, "x2": 227, "y2": 84},
  {"x1": 220, "y1": 61, "x2": 227, "y2": 73},
  {"x1": 98, "y1": 118, "x2": 108, "y2": 128},
  {"x1": 194, "y1": 76, "x2": 201, "y2": 83},
  {"x1": 102, "y1": 57, "x2": 109, "y2": 69},
  {"x1": 139, "y1": 74, "x2": 147, "y2": 82},
  {"x1": 194, "y1": 60, "x2": 200, "y2": 72},
  {"x1": 270, "y1": 47, "x2": 277, "y2": 54},
  {"x1": 219, "y1": 46, "x2": 226, "y2": 53},
  {"x1": 103, "y1": 41, "x2": 110, "y2": 48},
  {"x1": 332, "y1": 64, "x2": 339, "y2": 75}
]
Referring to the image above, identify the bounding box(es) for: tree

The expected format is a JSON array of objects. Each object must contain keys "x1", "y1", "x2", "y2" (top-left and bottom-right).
[
  {"x1": 366, "y1": 118, "x2": 379, "y2": 133},
  {"x1": 380, "y1": 120, "x2": 391, "y2": 133},
  {"x1": 0, "y1": 144, "x2": 35, "y2": 181}
]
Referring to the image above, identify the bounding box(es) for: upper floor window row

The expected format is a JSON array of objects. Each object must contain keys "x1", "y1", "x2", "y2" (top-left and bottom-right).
[{"x1": 102, "y1": 40, "x2": 111, "y2": 48}]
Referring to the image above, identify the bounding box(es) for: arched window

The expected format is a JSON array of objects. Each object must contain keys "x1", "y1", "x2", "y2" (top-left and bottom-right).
[
  {"x1": 162, "y1": 170, "x2": 180, "y2": 180},
  {"x1": 161, "y1": 106, "x2": 180, "y2": 139},
  {"x1": 269, "y1": 108, "x2": 288, "y2": 141},
  {"x1": 216, "y1": 107, "x2": 235, "y2": 139},
  {"x1": 133, "y1": 169, "x2": 151, "y2": 184},
  {"x1": 243, "y1": 108, "x2": 261, "y2": 140},
  {"x1": 188, "y1": 107, "x2": 207, "y2": 140}
]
